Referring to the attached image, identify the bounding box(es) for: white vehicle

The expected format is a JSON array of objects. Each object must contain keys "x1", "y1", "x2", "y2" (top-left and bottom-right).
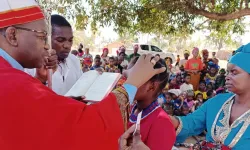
[{"x1": 126, "y1": 44, "x2": 176, "y2": 62}]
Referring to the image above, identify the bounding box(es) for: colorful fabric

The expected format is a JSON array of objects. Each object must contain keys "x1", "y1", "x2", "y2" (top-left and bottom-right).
[
  {"x1": 230, "y1": 43, "x2": 250, "y2": 73},
  {"x1": 190, "y1": 73, "x2": 201, "y2": 91},
  {"x1": 101, "y1": 48, "x2": 109, "y2": 57},
  {"x1": 194, "y1": 90, "x2": 207, "y2": 100},
  {"x1": 185, "y1": 58, "x2": 203, "y2": 71},
  {"x1": 0, "y1": 57, "x2": 124, "y2": 150},
  {"x1": 130, "y1": 100, "x2": 160, "y2": 123},
  {"x1": 82, "y1": 54, "x2": 93, "y2": 66},
  {"x1": 205, "y1": 73, "x2": 217, "y2": 84},
  {"x1": 157, "y1": 94, "x2": 167, "y2": 105},
  {"x1": 172, "y1": 99, "x2": 182, "y2": 110},
  {"x1": 0, "y1": 0, "x2": 44, "y2": 28},
  {"x1": 90, "y1": 65, "x2": 103, "y2": 70},
  {"x1": 184, "y1": 99, "x2": 194, "y2": 109},
  {"x1": 176, "y1": 93, "x2": 250, "y2": 149},
  {"x1": 105, "y1": 65, "x2": 118, "y2": 72}
]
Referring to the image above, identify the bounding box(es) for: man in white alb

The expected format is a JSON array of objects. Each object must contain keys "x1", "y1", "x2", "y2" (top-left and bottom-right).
[{"x1": 25, "y1": 14, "x2": 82, "y2": 95}]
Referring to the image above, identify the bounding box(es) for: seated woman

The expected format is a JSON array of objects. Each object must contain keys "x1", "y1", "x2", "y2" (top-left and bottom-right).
[
  {"x1": 171, "y1": 43, "x2": 250, "y2": 150},
  {"x1": 128, "y1": 59, "x2": 176, "y2": 150}
]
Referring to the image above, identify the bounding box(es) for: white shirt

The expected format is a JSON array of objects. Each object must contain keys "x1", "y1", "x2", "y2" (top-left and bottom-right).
[
  {"x1": 121, "y1": 60, "x2": 129, "y2": 68},
  {"x1": 25, "y1": 54, "x2": 83, "y2": 95},
  {"x1": 180, "y1": 83, "x2": 193, "y2": 93}
]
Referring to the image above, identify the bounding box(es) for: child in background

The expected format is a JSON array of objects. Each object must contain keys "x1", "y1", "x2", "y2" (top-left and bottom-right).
[
  {"x1": 180, "y1": 74, "x2": 194, "y2": 93},
  {"x1": 176, "y1": 74, "x2": 182, "y2": 87},
  {"x1": 195, "y1": 81, "x2": 207, "y2": 100},
  {"x1": 184, "y1": 90, "x2": 195, "y2": 112},
  {"x1": 206, "y1": 82, "x2": 214, "y2": 92},
  {"x1": 82, "y1": 63, "x2": 89, "y2": 73},
  {"x1": 175, "y1": 55, "x2": 180, "y2": 67},
  {"x1": 215, "y1": 68, "x2": 226, "y2": 89},
  {"x1": 165, "y1": 57, "x2": 173, "y2": 74},
  {"x1": 162, "y1": 92, "x2": 175, "y2": 115},
  {"x1": 168, "y1": 89, "x2": 184, "y2": 116},
  {"x1": 179, "y1": 65, "x2": 187, "y2": 83},
  {"x1": 90, "y1": 57, "x2": 104, "y2": 71},
  {"x1": 168, "y1": 89, "x2": 182, "y2": 110},
  {"x1": 206, "y1": 90, "x2": 216, "y2": 101},
  {"x1": 82, "y1": 48, "x2": 93, "y2": 68},
  {"x1": 157, "y1": 93, "x2": 167, "y2": 106},
  {"x1": 204, "y1": 66, "x2": 218, "y2": 84},
  {"x1": 169, "y1": 78, "x2": 180, "y2": 89},
  {"x1": 105, "y1": 57, "x2": 118, "y2": 73},
  {"x1": 179, "y1": 103, "x2": 190, "y2": 116},
  {"x1": 195, "y1": 93, "x2": 203, "y2": 110}
]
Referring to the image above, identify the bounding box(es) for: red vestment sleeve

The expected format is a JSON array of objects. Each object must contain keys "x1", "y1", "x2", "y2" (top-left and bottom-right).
[
  {"x1": 0, "y1": 65, "x2": 123, "y2": 150},
  {"x1": 146, "y1": 116, "x2": 176, "y2": 150}
]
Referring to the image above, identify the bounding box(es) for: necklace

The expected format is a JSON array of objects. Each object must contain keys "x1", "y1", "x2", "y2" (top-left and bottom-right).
[{"x1": 129, "y1": 100, "x2": 160, "y2": 123}]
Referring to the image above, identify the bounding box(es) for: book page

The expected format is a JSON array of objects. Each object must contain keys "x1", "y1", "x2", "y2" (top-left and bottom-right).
[
  {"x1": 64, "y1": 71, "x2": 99, "y2": 97},
  {"x1": 84, "y1": 72, "x2": 121, "y2": 101}
]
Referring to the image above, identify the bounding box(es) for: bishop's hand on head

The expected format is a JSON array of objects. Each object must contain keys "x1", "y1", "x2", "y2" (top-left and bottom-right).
[
  {"x1": 125, "y1": 54, "x2": 166, "y2": 88},
  {"x1": 35, "y1": 49, "x2": 57, "y2": 83}
]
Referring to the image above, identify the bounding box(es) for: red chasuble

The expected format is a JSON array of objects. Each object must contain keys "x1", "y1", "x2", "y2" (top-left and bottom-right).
[{"x1": 0, "y1": 57, "x2": 123, "y2": 150}]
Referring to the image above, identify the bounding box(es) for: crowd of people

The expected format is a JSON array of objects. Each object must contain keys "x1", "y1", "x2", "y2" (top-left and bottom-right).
[
  {"x1": 71, "y1": 43, "x2": 141, "y2": 74},
  {"x1": 1, "y1": 1, "x2": 250, "y2": 150},
  {"x1": 70, "y1": 40, "x2": 233, "y2": 149},
  {"x1": 157, "y1": 48, "x2": 227, "y2": 119}
]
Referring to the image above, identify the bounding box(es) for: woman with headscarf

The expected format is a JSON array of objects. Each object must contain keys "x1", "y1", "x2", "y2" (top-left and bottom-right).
[
  {"x1": 77, "y1": 43, "x2": 84, "y2": 58},
  {"x1": 101, "y1": 48, "x2": 109, "y2": 66},
  {"x1": 171, "y1": 43, "x2": 250, "y2": 150},
  {"x1": 185, "y1": 47, "x2": 203, "y2": 90},
  {"x1": 179, "y1": 50, "x2": 190, "y2": 68}
]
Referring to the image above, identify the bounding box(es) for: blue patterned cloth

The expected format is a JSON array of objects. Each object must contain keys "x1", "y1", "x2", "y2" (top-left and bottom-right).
[{"x1": 177, "y1": 93, "x2": 250, "y2": 149}]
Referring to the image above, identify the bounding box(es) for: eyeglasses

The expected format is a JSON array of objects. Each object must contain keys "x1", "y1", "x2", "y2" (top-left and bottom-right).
[{"x1": 14, "y1": 26, "x2": 48, "y2": 44}]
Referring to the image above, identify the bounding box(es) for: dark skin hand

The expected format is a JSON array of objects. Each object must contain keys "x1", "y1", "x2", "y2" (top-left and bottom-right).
[
  {"x1": 35, "y1": 49, "x2": 58, "y2": 83},
  {"x1": 119, "y1": 125, "x2": 150, "y2": 150},
  {"x1": 68, "y1": 96, "x2": 87, "y2": 103}
]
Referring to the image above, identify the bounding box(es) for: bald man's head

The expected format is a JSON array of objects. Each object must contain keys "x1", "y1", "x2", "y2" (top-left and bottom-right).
[{"x1": 0, "y1": 19, "x2": 49, "y2": 68}]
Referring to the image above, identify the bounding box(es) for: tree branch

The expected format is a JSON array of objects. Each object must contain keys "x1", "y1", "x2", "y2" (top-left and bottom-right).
[
  {"x1": 240, "y1": 0, "x2": 244, "y2": 10},
  {"x1": 187, "y1": 7, "x2": 250, "y2": 21},
  {"x1": 245, "y1": 0, "x2": 249, "y2": 8}
]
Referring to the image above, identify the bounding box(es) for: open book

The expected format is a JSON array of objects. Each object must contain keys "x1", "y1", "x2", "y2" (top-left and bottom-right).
[{"x1": 65, "y1": 71, "x2": 121, "y2": 101}]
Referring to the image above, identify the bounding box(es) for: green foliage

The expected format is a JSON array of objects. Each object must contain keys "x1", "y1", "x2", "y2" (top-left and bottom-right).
[
  {"x1": 39, "y1": 0, "x2": 88, "y2": 30},
  {"x1": 88, "y1": 0, "x2": 250, "y2": 35},
  {"x1": 39, "y1": 0, "x2": 249, "y2": 50}
]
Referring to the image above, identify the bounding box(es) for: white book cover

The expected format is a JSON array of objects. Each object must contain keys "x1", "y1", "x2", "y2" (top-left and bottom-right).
[{"x1": 65, "y1": 71, "x2": 121, "y2": 102}]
